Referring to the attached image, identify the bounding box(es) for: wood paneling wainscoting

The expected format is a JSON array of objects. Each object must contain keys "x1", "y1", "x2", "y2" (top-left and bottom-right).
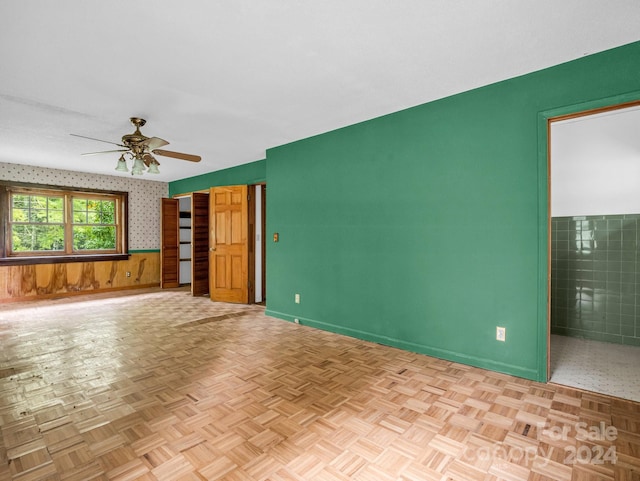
[{"x1": 0, "y1": 252, "x2": 160, "y2": 303}]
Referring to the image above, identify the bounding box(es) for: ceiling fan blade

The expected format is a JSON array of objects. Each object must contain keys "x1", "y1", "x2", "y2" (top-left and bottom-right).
[
  {"x1": 81, "y1": 149, "x2": 130, "y2": 156},
  {"x1": 140, "y1": 136, "x2": 169, "y2": 150},
  {"x1": 153, "y1": 149, "x2": 201, "y2": 162},
  {"x1": 71, "y1": 133, "x2": 125, "y2": 147}
]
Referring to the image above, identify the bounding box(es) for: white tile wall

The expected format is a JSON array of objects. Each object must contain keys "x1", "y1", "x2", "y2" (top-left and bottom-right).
[{"x1": 0, "y1": 162, "x2": 168, "y2": 250}]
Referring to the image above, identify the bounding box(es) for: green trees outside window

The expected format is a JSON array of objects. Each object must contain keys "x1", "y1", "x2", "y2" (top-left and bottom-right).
[
  {"x1": 72, "y1": 198, "x2": 116, "y2": 250},
  {"x1": 11, "y1": 194, "x2": 65, "y2": 252}
]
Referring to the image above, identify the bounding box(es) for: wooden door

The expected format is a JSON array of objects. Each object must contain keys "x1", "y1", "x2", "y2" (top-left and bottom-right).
[
  {"x1": 209, "y1": 185, "x2": 249, "y2": 303},
  {"x1": 191, "y1": 192, "x2": 209, "y2": 296},
  {"x1": 160, "y1": 198, "x2": 179, "y2": 288}
]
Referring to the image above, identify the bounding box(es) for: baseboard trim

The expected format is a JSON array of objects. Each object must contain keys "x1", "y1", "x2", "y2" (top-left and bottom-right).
[{"x1": 265, "y1": 309, "x2": 539, "y2": 381}]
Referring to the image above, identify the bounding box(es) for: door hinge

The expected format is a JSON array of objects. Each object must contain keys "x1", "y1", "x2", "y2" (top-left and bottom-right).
[{"x1": 248, "y1": 193, "x2": 251, "y2": 201}]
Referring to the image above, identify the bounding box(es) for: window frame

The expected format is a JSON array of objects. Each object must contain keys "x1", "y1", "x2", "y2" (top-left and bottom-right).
[{"x1": 0, "y1": 181, "x2": 129, "y2": 265}]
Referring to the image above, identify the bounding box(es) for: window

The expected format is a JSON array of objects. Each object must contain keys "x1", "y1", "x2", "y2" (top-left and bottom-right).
[
  {"x1": 71, "y1": 197, "x2": 117, "y2": 251},
  {"x1": 1, "y1": 182, "x2": 128, "y2": 264}
]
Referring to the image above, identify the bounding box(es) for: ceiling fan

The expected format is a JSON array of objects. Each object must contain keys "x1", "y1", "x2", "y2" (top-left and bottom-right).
[{"x1": 71, "y1": 117, "x2": 201, "y2": 175}]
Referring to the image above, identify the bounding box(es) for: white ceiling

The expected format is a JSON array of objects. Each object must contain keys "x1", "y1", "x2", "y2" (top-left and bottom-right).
[
  {"x1": 552, "y1": 105, "x2": 640, "y2": 217},
  {"x1": 1, "y1": 1, "x2": 639, "y2": 182}
]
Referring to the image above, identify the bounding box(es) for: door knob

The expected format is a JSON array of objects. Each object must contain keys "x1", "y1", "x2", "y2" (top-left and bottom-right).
[{"x1": 209, "y1": 247, "x2": 216, "y2": 252}]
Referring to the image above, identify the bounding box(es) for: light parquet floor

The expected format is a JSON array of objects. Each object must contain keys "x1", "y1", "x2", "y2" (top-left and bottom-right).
[{"x1": 1, "y1": 288, "x2": 639, "y2": 481}]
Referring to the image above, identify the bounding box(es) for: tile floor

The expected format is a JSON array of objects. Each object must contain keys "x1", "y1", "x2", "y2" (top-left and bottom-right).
[
  {"x1": 550, "y1": 334, "x2": 640, "y2": 403},
  {"x1": 1, "y1": 288, "x2": 640, "y2": 480}
]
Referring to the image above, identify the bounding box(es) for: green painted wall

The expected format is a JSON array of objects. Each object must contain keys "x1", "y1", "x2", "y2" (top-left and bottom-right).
[
  {"x1": 265, "y1": 41, "x2": 640, "y2": 382},
  {"x1": 169, "y1": 159, "x2": 265, "y2": 196}
]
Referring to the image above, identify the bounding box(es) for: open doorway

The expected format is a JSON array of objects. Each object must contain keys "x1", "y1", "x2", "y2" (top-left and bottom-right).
[
  {"x1": 162, "y1": 184, "x2": 266, "y2": 304},
  {"x1": 206, "y1": 184, "x2": 266, "y2": 304},
  {"x1": 548, "y1": 102, "x2": 640, "y2": 402}
]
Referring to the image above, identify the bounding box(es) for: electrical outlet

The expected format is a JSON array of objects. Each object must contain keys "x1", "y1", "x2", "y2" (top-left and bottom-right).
[
  {"x1": 496, "y1": 326, "x2": 506, "y2": 342},
  {"x1": 295, "y1": 293, "x2": 300, "y2": 304},
  {"x1": 126, "y1": 271, "x2": 131, "y2": 278}
]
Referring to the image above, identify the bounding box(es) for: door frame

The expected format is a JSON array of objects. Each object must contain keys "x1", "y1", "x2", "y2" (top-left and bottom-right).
[{"x1": 538, "y1": 94, "x2": 640, "y2": 382}]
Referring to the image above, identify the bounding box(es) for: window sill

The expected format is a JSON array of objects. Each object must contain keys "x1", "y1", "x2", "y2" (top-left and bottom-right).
[{"x1": 0, "y1": 254, "x2": 130, "y2": 266}]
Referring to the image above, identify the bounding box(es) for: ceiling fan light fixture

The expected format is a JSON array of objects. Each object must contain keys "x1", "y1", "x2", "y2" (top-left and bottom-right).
[
  {"x1": 73, "y1": 118, "x2": 200, "y2": 176},
  {"x1": 115, "y1": 155, "x2": 129, "y2": 172},
  {"x1": 131, "y1": 156, "x2": 146, "y2": 175},
  {"x1": 147, "y1": 160, "x2": 160, "y2": 174}
]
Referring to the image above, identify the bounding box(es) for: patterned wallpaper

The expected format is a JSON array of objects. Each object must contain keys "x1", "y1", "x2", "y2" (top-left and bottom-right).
[{"x1": 0, "y1": 162, "x2": 168, "y2": 250}]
